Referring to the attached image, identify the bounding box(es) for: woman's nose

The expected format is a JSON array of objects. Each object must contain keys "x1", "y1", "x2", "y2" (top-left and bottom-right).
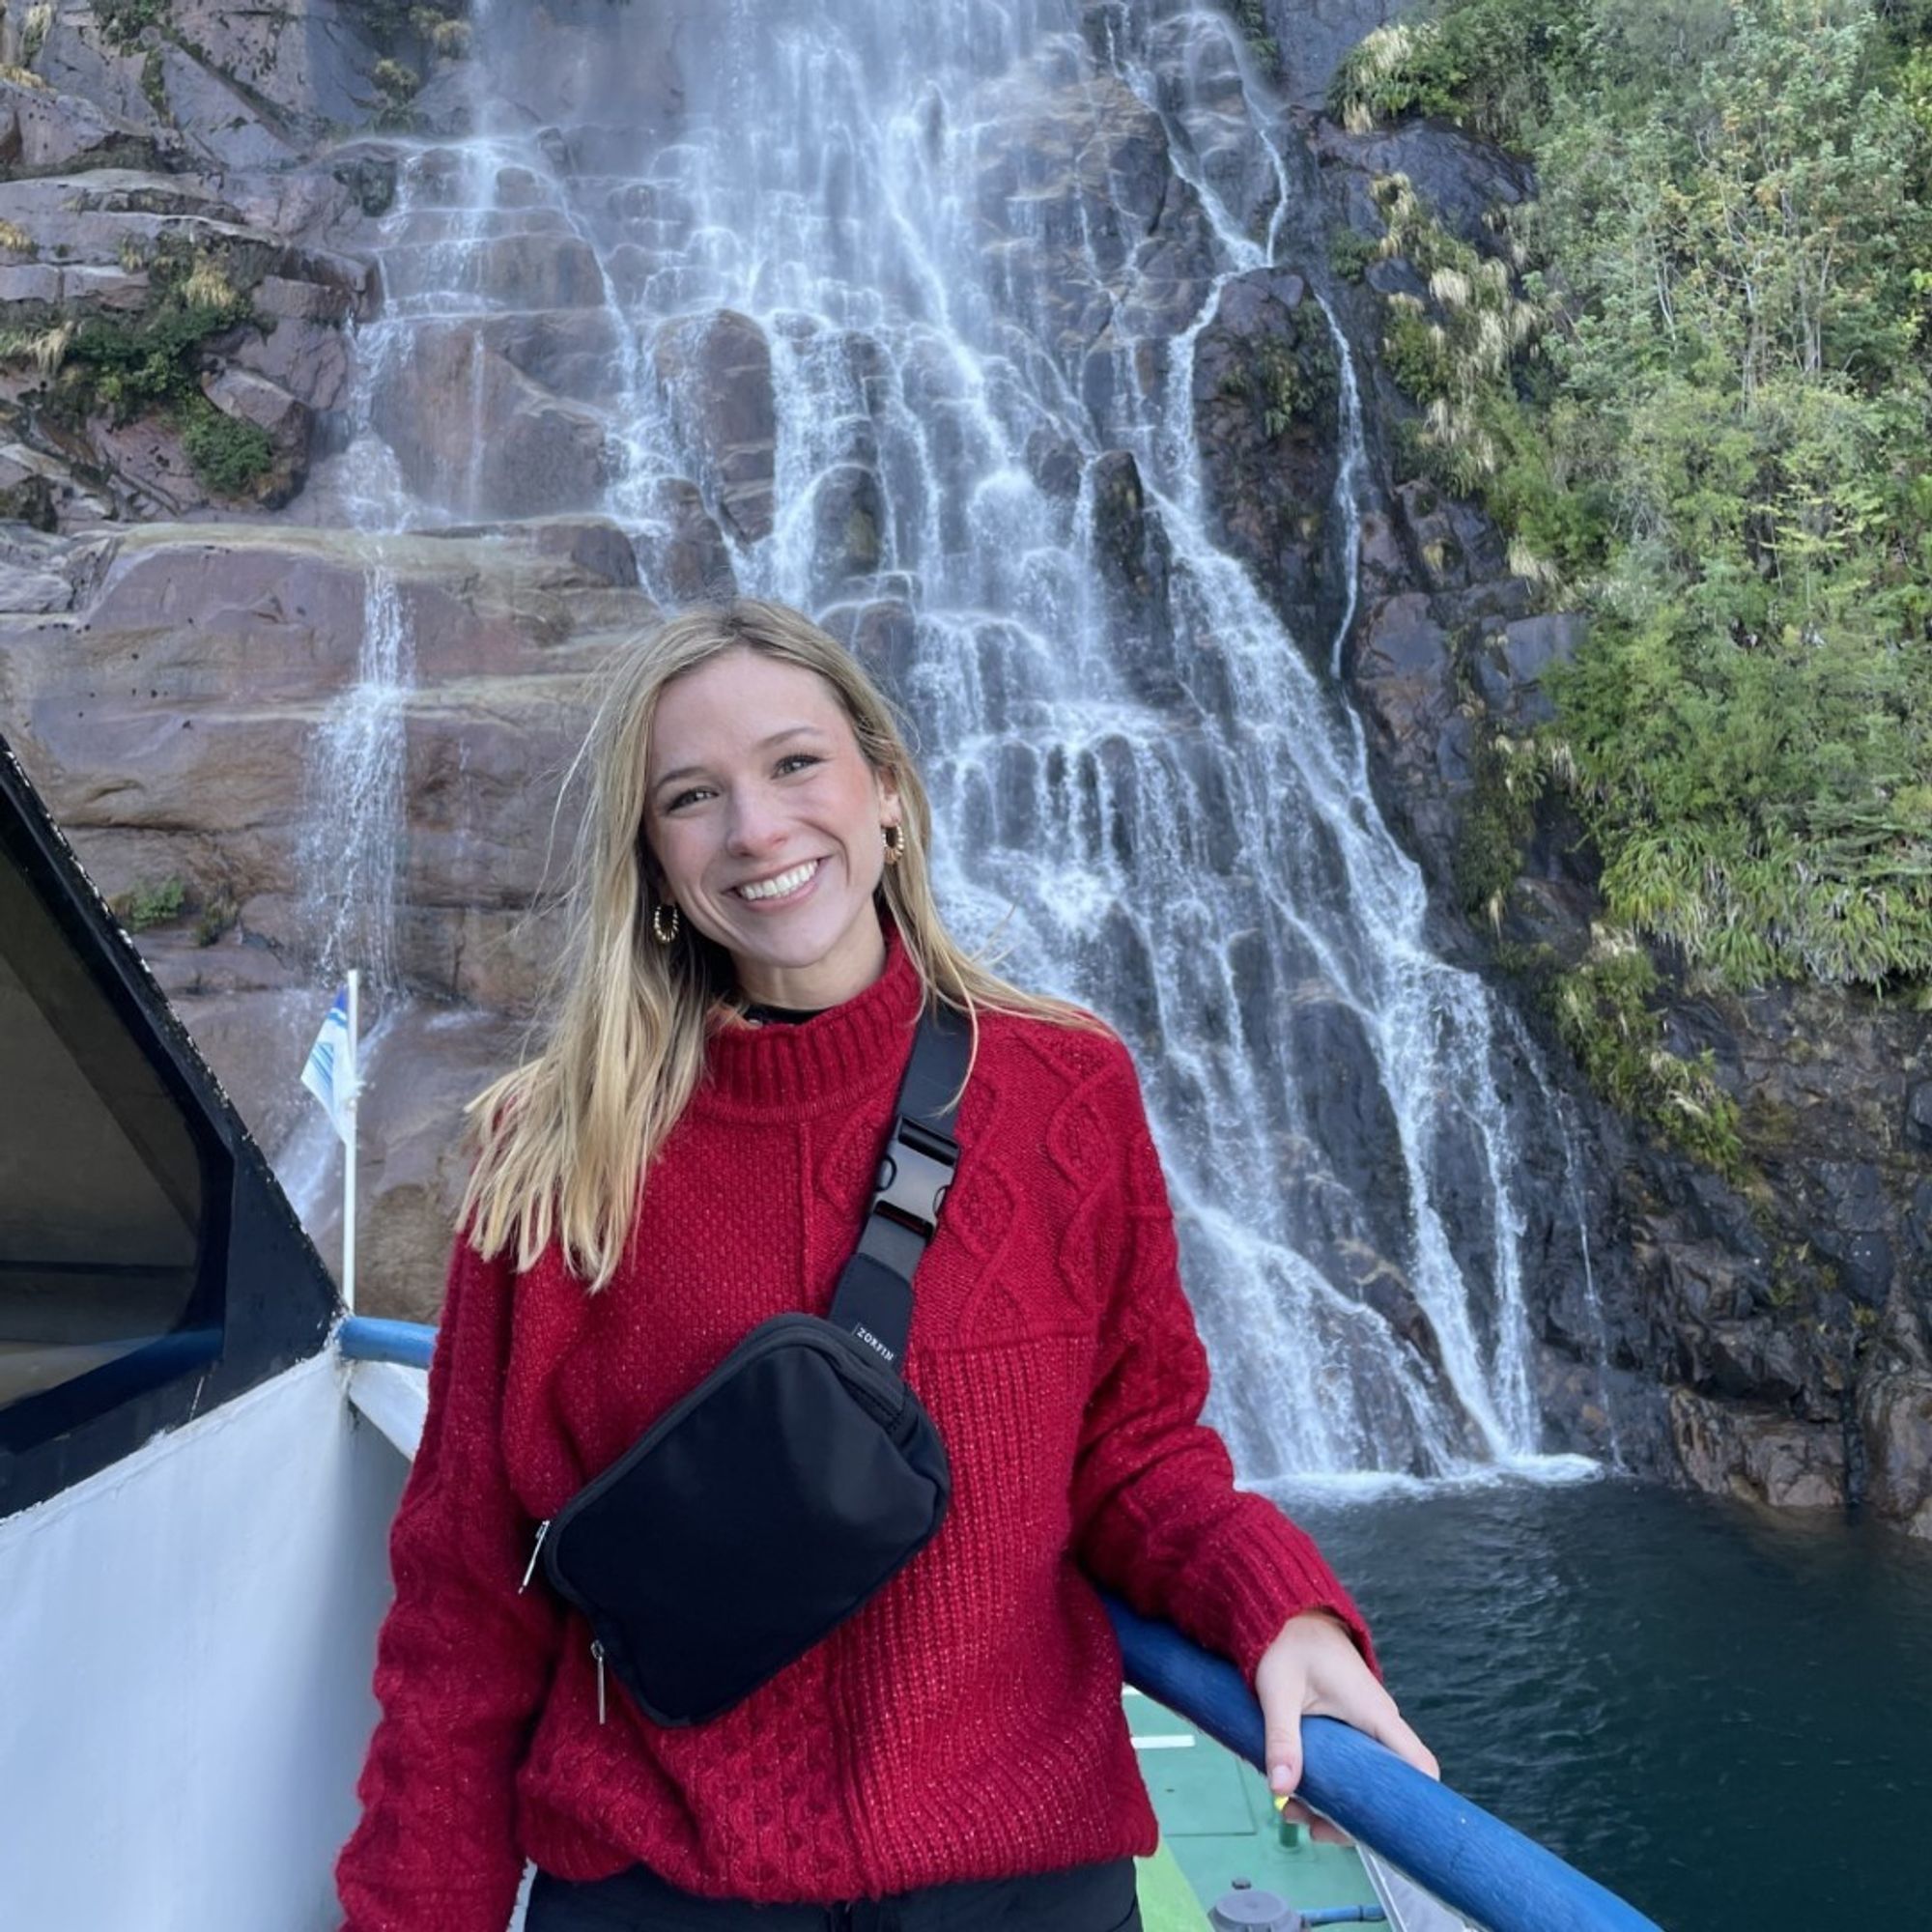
[{"x1": 724, "y1": 785, "x2": 787, "y2": 855}]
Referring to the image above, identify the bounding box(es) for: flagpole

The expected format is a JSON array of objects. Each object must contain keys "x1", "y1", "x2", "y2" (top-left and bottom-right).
[{"x1": 343, "y1": 967, "x2": 360, "y2": 1314}]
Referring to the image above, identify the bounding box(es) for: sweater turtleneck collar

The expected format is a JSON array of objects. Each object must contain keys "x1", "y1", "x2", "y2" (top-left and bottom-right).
[{"x1": 696, "y1": 913, "x2": 923, "y2": 1120}]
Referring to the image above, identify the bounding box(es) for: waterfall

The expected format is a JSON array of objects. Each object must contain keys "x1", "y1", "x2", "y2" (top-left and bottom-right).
[
  {"x1": 298, "y1": 569, "x2": 414, "y2": 990},
  {"x1": 330, "y1": 0, "x2": 1602, "y2": 1485}
]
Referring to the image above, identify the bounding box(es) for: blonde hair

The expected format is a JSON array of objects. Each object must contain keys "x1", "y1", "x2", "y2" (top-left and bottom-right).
[{"x1": 460, "y1": 598, "x2": 1102, "y2": 1289}]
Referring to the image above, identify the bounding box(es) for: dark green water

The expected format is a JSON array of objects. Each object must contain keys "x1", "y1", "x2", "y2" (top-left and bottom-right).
[{"x1": 1277, "y1": 1479, "x2": 1932, "y2": 1930}]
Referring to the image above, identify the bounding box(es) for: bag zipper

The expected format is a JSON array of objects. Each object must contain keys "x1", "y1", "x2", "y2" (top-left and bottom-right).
[
  {"x1": 519, "y1": 1518, "x2": 550, "y2": 1594},
  {"x1": 591, "y1": 1637, "x2": 607, "y2": 1724}
]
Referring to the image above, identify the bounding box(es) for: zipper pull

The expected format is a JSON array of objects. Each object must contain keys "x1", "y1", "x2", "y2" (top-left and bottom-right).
[
  {"x1": 519, "y1": 1520, "x2": 551, "y2": 1594},
  {"x1": 591, "y1": 1638, "x2": 607, "y2": 1725}
]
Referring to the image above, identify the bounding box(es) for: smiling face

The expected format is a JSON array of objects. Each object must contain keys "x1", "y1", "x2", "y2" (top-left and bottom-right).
[{"x1": 642, "y1": 647, "x2": 902, "y2": 1010}]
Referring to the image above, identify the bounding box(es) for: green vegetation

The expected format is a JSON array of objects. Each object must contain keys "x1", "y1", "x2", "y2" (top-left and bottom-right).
[
  {"x1": 1338, "y1": 0, "x2": 1932, "y2": 997},
  {"x1": 369, "y1": 54, "x2": 422, "y2": 128},
  {"x1": 65, "y1": 264, "x2": 245, "y2": 420},
  {"x1": 1214, "y1": 311, "x2": 1339, "y2": 441},
  {"x1": 111, "y1": 877, "x2": 241, "y2": 944},
  {"x1": 337, "y1": 2, "x2": 469, "y2": 126},
  {"x1": 1548, "y1": 928, "x2": 1747, "y2": 1178},
  {"x1": 93, "y1": 0, "x2": 171, "y2": 53},
  {"x1": 0, "y1": 238, "x2": 272, "y2": 497},
  {"x1": 1225, "y1": 0, "x2": 1281, "y2": 73},
  {"x1": 114, "y1": 876, "x2": 185, "y2": 931},
  {"x1": 194, "y1": 889, "x2": 240, "y2": 946},
  {"x1": 20, "y1": 4, "x2": 52, "y2": 64},
  {"x1": 1257, "y1": 327, "x2": 1335, "y2": 438},
  {"x1": 1328, "y1": 226, "x2": 1380, "y2": 283},
  {"x1": 1455, "y1": 720, "x2": 1548, "y2": 925},
  {"x1": 1332, "y1": 6, "x2": 1588, "y2": 141},
  {"x1": 0, "y1": 320, "x2": 75, "y2": 376},
  {"x1": 1369, "y1": 175, "x2": 1550, "y2": 513},
  {"x1": 346, "y1": 2, "x2": 472, "y2": 65},
  {"x1": 347, "y1": 0, "x2": 467, "y2": 43},
  {"x1": 179, "y1": 398, "x2": 272, "y2": 495}
]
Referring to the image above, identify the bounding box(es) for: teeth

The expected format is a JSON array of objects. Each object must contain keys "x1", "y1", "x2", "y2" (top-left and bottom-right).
[{"x1": 737, "y1": 860, "x2": 818, "y2": 902}]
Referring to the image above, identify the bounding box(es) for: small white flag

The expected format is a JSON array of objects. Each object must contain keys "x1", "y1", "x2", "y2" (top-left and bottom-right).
[{"x1": 301, "y1": 985, "x2": 356, "y2": 1144}]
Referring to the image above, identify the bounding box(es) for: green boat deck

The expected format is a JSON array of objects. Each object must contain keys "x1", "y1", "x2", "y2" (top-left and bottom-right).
[{"x1": 1127, "y1": 1686, "x2": 1393, "y2": 1930}]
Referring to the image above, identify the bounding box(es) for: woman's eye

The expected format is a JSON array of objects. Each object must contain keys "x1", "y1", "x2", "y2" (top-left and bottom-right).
[
  {"x1": 777, "y1": 753, "x2": 822, "y2": 777},
  {"x1": 665, "y1": 786, "x2": 712, "y2": 811}
]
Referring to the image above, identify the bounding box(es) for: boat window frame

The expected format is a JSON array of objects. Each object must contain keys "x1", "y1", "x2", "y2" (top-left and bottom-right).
[
  {"x1": 0, "y1": 800, "x2": 233, "y2": 1460},
  {"x1": 0, "y1": 738, "x2": 338, "y2": 1521}
]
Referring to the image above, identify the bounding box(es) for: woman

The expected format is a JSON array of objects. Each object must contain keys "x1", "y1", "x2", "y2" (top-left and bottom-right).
[{"x1": 336, "y1": 599, "x2": 1435, "y2": 1932}]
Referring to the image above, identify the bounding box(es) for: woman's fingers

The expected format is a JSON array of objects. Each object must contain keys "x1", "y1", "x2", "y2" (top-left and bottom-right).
[
  {"x1": 1368, "y1": 1704, "x2": 1440, "y2": 1780},
  {"x1": 1310, "y1": 1676, "x2": 1440, "y2": 1782},
  {"x1": 1291, "y1": 1654, "x2": 1445, "y2": 1785},
  {"x1": 1262, "y1": 1692, "x2": 1305, "y2": 1798}
]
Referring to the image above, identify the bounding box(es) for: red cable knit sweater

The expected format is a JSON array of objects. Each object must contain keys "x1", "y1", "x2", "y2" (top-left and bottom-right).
[{"x1": 336, "y1": 925, "x2": 1376, "y2": 1930}]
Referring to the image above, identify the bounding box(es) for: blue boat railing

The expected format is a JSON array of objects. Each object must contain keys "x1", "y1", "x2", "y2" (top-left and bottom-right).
[
  {"x1": 338, "y1": 1315, "x2": 437, "y2": 1370},
  {"x1": 335, "y1": 1316, "x2": 1662, "y2": 1932}
]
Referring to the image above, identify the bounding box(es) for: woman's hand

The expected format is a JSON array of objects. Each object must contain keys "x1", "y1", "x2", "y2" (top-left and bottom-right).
[{"x1": 1253, "y1": 1609, "x2": 1439, "y2": 1844}]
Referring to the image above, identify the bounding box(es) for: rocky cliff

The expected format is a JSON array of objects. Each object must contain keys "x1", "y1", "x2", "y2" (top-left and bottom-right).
[
  {"x1": 1, "y1": 0, "x2": 1925, "y2": 1532},
  {"x1": 1245, "y1": 0, "x2": 1932, "y2": 1535},
  {"x1": 0, "y1": 1, "x2": 658, "y2": 1317}
]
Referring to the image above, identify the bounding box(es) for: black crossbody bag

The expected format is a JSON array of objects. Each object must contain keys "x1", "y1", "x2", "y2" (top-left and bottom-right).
[{"x1": 526, "y1": 1003, "x2": 969, "y2": 1729}]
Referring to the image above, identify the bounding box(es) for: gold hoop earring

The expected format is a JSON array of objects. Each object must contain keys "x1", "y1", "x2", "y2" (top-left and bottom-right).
[
  {"x1": 652, "y1": 900, "x2": 681, "y2": 945},
  {"x1": 882, "y1": 823, "x2": 905, "y2": 867}
]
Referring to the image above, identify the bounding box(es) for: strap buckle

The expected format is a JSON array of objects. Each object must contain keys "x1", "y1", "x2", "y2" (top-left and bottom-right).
[{"x1": 871, "y1": 1116, "x2": 958, "y2": 1239}]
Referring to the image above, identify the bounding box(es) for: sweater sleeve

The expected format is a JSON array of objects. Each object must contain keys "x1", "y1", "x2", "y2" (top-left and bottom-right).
[
  {"x1": 1068, "y1": 1047, "x2": 1379, "y2": 1688},
  {"x1": 335, "y1": 1230, "x2": 563, "y2": 1932}
]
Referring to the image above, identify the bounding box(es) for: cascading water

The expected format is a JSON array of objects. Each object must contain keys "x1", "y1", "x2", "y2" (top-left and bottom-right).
[
  {"x1": 298, "y1": 567, "x2": 414, "y2": 991},
  {"x1": 327, "y1": 0, "x2": 1602, "y2": 1485}
]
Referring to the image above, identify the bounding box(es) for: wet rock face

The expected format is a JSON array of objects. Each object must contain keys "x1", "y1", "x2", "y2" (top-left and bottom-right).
[
  {"x1": 200, "y1": 366, "x2": 313, "y2": 507},
  {"x1": 372, "y1": 322, "x2": 614, "y2": 518},
  {"x1": 1654, "y1": 989, "x2": 1932, "y2": 1444},
  {"x1": 810, "y1": 462, "x2": 884, "y2": 591},
  {"x1": 1316, "y1": 118, "x2": 1535, "y2": 257},
  {"x1": 5, "y1": 526, "x2": 640, "y2": 963},
  {"x1": 1145, "y1": 14, "x2": 1280, "y2": 243},
  {"x1": 636, "y1": 477, "x2": 735, "y2": 607},
  {"x1": 1668, "y1": 1387, "x2": 1846, "y2": 1512},
  {"x1": 1345, "y1": 590, "x2": 1462, "y2": 883},
  {"x1": 952, "y1": 60, "x2": 1219, "y2": 429},
  {"x1": 1191, "y1": 269, "x2": 1344, "y2": 657},
  {"x1": 0, "y1": 72, "x2": 179, "y2": 176},
  {"x1": 652, "y1": 309, "x2": 777, "y2": 545},
  {"x1": 1861, "y1": 1369, "x2": 1932, "y2": 1538},
  {"x1": 32, "y1": 0, "x2": 383, "y2": 166},
  {"x1": 1088, "y1": 448, "x2": 1180, "y2": 709},
  {"x1": 1500, "y1": 904, "x2": 1932, "y2": 1532},
  {"x1": 134, "y1": 923, "x2": 528, "y2": 1328}
]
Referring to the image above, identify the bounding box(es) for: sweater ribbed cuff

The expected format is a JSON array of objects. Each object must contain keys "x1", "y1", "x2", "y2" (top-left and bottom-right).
[
  {"x1": 1180, "y1": 1493, "x2": 1379, "y2": 1688},
  {"x1": 339, "y1": 1875, "x2": 521, "y2": 1932}
]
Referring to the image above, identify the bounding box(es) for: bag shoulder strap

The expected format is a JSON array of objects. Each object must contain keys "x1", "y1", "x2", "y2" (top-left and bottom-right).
[{"x1": 825, "y1": 1001, "x2": 969, "y2": 1375}]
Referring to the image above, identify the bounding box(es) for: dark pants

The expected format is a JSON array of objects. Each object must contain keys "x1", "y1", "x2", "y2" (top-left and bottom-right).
[{"x1": 525, "y1": 1858, "x2": 1141, "y2": 1932}]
